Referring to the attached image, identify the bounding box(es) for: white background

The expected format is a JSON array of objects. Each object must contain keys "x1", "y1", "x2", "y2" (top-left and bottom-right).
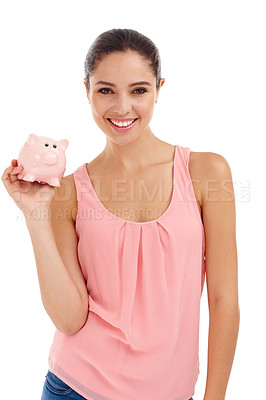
[{"x1": 0, "y1": 0, "x2": 265, "y2": 399}]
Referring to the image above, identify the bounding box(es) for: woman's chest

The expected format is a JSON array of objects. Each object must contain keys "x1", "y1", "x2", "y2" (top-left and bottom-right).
[
  {"x1": 90, "y1": 170, "x2": 172, "y2": 223},
  {"x1": 85, "y1": 160, "x2": 202, "y2": 223}
]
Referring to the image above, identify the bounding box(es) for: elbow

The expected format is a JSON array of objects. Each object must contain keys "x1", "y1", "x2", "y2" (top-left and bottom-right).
[
  {"x1": 67, "y1": 317, "x2": 88, "y2": 335},
  {"x1": 58, "y1": 319, "x2": 86, "y2": 336},
  {"x1": 59, "y1": 325, "x2": 78, "y2": 336},
  {"x1": 60, "y1": 327, "x2": 79, "y2": 336},
  {"x1": 58, "y1": 306, "x2": 89, "y2": 336},
  {"x1": 209, "y1": 295, "x2": 240, "y2": 311}
]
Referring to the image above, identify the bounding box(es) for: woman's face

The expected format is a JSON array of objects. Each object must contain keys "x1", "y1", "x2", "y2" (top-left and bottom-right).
[{"x1": 85, "y1": 50, "x2": 164, "y2": 144}]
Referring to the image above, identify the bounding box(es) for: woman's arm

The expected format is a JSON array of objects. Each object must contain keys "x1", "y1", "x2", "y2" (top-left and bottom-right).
[
  {"x1": 25, "y1": 174, "x2": 89, "y2": 336},
  {"x1": 200, "y1": 153, "x2": 240, "y2": 400},
  {"x1": 2, "y1": 161, "x2": 88, "y2": 336}
]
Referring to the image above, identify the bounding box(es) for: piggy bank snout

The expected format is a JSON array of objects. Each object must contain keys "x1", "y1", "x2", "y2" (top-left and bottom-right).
[{"x1": 43, "y1": 152, "x2": 58, "y2": 165}]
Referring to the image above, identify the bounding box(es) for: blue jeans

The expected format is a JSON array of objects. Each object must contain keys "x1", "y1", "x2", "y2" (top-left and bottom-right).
[
  {"x1": 41, "y1": 369, "x2": 194, "y2": 399},
  {"x1": 41, "y1": 371, "x2": 86, "y2": 399}
]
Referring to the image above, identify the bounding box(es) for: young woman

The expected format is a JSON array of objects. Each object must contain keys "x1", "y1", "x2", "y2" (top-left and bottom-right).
[{"x1": 2, "y1": 28, "x2": 239, "y2": 400}]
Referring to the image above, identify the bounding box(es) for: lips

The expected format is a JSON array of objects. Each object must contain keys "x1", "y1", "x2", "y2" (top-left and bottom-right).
[
  {"x1": 107, "y1": 118, "x2": 138, "y2": 126},
  {"x1": 107, "y1": 118, "x2": 138, "y2": 132}
]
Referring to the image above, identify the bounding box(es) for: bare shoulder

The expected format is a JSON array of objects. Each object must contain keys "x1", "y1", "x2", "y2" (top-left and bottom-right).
[
  {"x1": 190, "y1": 150, "x2": 231, "y2": 174},
  {"x1": 51, "y1": 172, "x2": 78, "y2": 223},
  {"x1": 189, "y1": 151, "x2": 234, "y2": 205}
]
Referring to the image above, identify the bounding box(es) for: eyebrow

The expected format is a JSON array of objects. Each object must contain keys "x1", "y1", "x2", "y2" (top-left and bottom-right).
[{"x1": 95, "y1": 80, "x2": 152, "y2": 87}]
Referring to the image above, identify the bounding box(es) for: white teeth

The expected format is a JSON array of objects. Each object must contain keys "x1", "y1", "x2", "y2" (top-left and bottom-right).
[{"x1": 110, "y1": 119, "x2": 135, "y2": 127}]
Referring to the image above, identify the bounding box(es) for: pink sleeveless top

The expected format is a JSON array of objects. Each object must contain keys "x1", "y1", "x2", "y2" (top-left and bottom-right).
[{"x1": 48, "y1": 144, "x2": 206, "y2": 400}]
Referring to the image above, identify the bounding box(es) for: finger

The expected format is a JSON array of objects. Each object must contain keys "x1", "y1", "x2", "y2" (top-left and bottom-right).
[
  {"x1": 1, "y1": 165, "x2": 13, "y2": 182},
  {"x1": 9, "y1": 165, "x2": 23, "y2": 175},
  {"x1": 9, "y1": 165, "x2": 23, "y2": 183},
  {"x1": 1, "y1": 162, "x2": 21, "y2": 183},
  {"x1": 1, "y1": 165, "x2": 14, "y2": 191}
]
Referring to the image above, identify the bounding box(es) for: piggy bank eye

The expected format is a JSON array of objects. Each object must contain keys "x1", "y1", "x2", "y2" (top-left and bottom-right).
[
  {"x1": 44, "y1": 143, "x2": 49, "y2": 147},
  {"x1": 53, "y1": 144, "x2": 57, "y2": 149}
]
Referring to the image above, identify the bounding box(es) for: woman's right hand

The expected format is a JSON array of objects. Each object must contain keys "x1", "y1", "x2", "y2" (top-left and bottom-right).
[{"x1": 1, "y1": 159, "x2": 63, "y2": 219}]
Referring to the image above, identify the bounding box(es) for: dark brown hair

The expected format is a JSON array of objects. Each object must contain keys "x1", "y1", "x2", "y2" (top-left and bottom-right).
[{"x1": 84, "y1": 28, "x2": 162, "y2": 90}]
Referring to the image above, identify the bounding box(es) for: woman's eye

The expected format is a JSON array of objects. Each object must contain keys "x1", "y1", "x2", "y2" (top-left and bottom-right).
[
  {"x1": 98, "y1": 88, "x2": 147, "y2": 95},
  {"x1": 98, "y1": 88, "x2": 112, "y2": 94},
  {"x1": 134, "y1": 88, "x2": 147, "y2": 94}
]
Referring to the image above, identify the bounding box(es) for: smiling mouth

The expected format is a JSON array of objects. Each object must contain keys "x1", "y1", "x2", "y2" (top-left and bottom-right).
[{"x1": 107, "y1": 118, "x2": 138, "y2": 127}]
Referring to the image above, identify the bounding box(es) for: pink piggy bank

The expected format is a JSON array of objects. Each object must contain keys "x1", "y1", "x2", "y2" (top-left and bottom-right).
[{"x1": 17, "y1": 133, "x2": 69, "y2": 187}]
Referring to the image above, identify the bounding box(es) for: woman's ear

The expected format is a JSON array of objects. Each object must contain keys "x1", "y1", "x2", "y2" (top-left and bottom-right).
[
  {"x1": 155, "y1": 78, "x2": 165, "y2": 103},
  {"x1": 84, "y1": 80, "x2": 91, "y2": 104},
  {"x1": 159, "y1": 78, "x2": 165, "y2": 89}
]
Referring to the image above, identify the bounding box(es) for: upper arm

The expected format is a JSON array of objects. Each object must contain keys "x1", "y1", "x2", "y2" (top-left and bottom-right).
[
  {"x1": 200, "y1": 152, "x2": 239, "y2": 309},
  {"x1": 50, "y1": 174, "x2": 89, "y2": 310}
]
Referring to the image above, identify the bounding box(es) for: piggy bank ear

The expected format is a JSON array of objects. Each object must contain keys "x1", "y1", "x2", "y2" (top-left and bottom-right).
[
  {"x1": 28, "y1": 133, "x2": 39, "y2": 145},
  {"x1": 58, "y1": 139, "x2": 69, "y2": 150}
]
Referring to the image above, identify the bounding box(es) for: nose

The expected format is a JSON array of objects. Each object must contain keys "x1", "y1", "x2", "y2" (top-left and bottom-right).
[
  {"x1": 44, "y1": 152, "x2": 58, "y2": 166},
  {"x1": 112, "y1": 93, "x2": 133, "y2": 116}
]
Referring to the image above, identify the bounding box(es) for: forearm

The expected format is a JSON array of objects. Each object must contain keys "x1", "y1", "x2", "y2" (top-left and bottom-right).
[
  {"x1": 203, "y1": 299, "x2": 240, "y2": 400},
  {"x1": 25, "y1": 212, "x2": 87, "y2": 335}
]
